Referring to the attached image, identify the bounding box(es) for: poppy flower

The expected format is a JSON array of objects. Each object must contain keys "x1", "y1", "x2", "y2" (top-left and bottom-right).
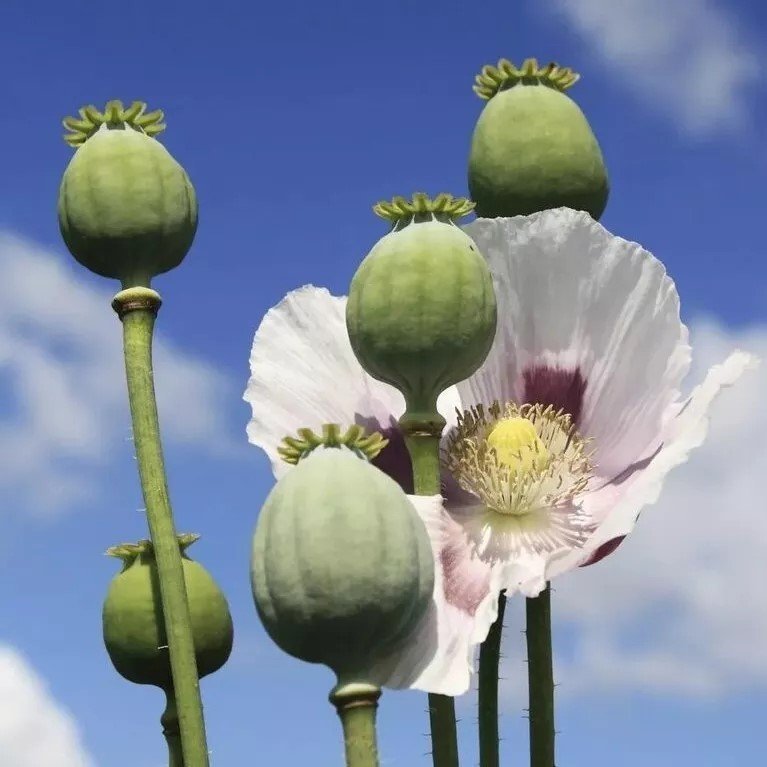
[{"x1": 244, "y1": 207, "x2": 755, "y2": 696}]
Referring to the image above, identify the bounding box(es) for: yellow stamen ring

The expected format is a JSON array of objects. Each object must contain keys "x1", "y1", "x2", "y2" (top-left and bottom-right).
[{"x1": 445, "y1": 402, "x2": 593, "y2": 516}]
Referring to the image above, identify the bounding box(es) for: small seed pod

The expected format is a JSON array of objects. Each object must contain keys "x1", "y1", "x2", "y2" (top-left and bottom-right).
[
  {"x1": 251, "y1": 447, "x2": 434, "y2": 685},
  {"x1": 58, "y1": 100, "x2": 198, "y2": 288},
  {"x1": 102, "y1": 534, "x2": 233, "y2": 689},
  {"x1": 468, "y1": 58, "x2": 609, "y2": 219},
  {"x1": 346, "y1": 193, "x2": 497, "y2": 418}
]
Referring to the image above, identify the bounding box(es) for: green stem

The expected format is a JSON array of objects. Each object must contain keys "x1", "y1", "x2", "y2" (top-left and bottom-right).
[
  {"x1": 113, "y1": 288, "x2": 209, "y2": 767},
  {"x1": 403, "y1": 426, "x2": 442, "y2": 496},
  {"x1": 330, "y1": 683, "x2": 382, "y2": 767},
  {"x1": 478, "y1": 591, "x2": 506, "y2": 767},
  {"x1": 400, "y1": 412, "x2": 459, "y2": 767},
  {"x1": 161, "y1": 688, "x2": 184, "y2": 767},
  {"x1": 427, "y1": 695, "x2": 460, "y2": 767},
  {"x1": 526, "y1": 584, "x2": 555, "y2": 767}
]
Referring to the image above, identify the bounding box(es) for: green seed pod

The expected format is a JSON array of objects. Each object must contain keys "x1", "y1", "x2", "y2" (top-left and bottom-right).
[
  {"x1": 58, "y1": 100, "x2": 197, "y2": 288},
  {"x1": 468, "y1": 58, "x2": 609, "y2": 219},
  {"x1": 251, "y1": 447, "x2": 434, "y2": 685},
  {"x1": 346, "y1": 193, "x2": 497, "y2": 418},
  {"x1": 102, "y1": 534, "x2": 233, "y2": 689}
]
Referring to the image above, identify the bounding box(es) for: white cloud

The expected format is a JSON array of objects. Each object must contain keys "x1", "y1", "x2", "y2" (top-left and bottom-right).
[
  {"x1": 547, "y1": 0, "x2": 760, "y2": 136},
  {"x1": 0, "y1": 232, "x2": 236, "y2": 515},
  {"x1": 0, "y1": 645, "x2": 94, "y2": 767},
  {"x1": 512, "y1": 319, "x2": 767, "y2": 699}
]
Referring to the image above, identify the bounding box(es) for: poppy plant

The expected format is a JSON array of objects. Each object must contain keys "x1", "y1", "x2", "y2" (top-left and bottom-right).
[{"x1": 244, "y1": 207, "x2": 756, "y2": 697}]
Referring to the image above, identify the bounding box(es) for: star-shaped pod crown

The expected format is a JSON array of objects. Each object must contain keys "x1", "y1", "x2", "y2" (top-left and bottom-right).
[
  {"x1": 373, "y1": 192, "x2": 475, "y2": 223},
  {"x1": 62, "y1": 100, "x2": 166, "y2": 147},
  {"x1": 473, "y1": 57, "x2": 580, "y2": 101}
]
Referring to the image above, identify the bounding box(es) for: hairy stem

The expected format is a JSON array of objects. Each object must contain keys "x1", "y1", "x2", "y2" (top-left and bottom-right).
[
  {"x1": 427, "y1": 695, "x2": 460, "y2": 767},
  {"x1": 401, "y1": 412, "x2": 459, "y2": 767},
  {"x1": 330, "y1": 684, "x2": 382, "y2": 767},
  {"x1": 114, "y1": 288, "x2": 209, "y2": 767},
  {"x1": 478, "y1": 591, "x2": 506, "y2": 767},
  {"x1": 526, "y1": 584, "x2": 554, "y2": 767},
  {"x1": 161, "y1": 688, "x2": 184, "y2": 767}
]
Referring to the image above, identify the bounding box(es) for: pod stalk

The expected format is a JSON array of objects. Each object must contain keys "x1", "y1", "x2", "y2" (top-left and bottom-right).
[
  {"x1": 399, "y1": 412, "x2": 460, "y2": 767},
  {"x1": 330, "y1": 683, "x2": 382, "y2": 767},
  {"x1": 113, "y1": 287, "x2": 210, "y2": 767},
  {"x1": 161, "y1": 689, "x2": 184, "y2": 767}
]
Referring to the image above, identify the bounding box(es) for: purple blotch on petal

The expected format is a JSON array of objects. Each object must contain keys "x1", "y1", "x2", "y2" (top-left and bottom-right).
[
  {"x1": 356, "y1": 415, "x2": 414, "y2": 494},
  {"x1": 580, "y1": 448, "x2": 661, "y2": 566},
  {"x1": 523, "y1": 365, "x2": 586, "y2": 425},
  {"x1": 580, "y1": 536, "x2": 627, "y2": 567}
]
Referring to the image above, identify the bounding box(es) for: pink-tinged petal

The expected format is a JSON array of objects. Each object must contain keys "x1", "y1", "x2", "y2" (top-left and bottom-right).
[
  {"x1": 437, "y1": 505, "x2": 494, "y2": 629},
  {"x1": 447, "y1": 500, "x2": 595, "y2": 598},
  {"x1": 546, "y1": 350, "x2": 759, "y2": 578},
  {"x1": 371, "y1": 491, "x2": 596, "y2": 694},
  {"x1": 245, "y1": 285, "x2": 462, "y2": 489},
  {"x1": 368, "y1": 495, "x2": 505, "y2": 696},
  {"x1": 462, "y1": 210, "x2": 691, "y2": 480}
]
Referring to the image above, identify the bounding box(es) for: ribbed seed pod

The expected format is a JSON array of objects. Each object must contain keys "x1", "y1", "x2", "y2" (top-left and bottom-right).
[
  {"x1": 346, "y1": 193, "x2": 497, "y2": 418},
  {"x1": 468, "y1": 58, "x2": 609, "y2": 220},
  {"x1": 251, "y1": 448, "x2": 434, "y2": 685},
  {"x1": 57, "y1": 100, "x2": 197, "y2": 287},
  {"x1": 102, "y1": 534, "x2": 233, "y2": 689}
]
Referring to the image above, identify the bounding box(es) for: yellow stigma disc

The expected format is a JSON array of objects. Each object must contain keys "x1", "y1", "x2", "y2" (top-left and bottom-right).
[{"x1": 486, "y1": 417, "x2": 550, "y2": 475}]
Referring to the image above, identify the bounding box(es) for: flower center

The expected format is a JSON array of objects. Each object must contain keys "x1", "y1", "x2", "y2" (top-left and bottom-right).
[
  {"x1": 445, "y1": 402, "x2": 593, "y2": 517},
  {"x1": 486, "y1": 416, "x2": 550, "y2": 475}
]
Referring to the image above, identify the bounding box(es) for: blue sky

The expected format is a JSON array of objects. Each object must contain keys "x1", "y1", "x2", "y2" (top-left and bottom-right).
[{"x1": 0, "y1": 1, "x2": 765, "y2": 766}]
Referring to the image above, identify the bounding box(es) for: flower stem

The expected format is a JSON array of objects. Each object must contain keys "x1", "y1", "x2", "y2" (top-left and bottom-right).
[
  {"x1": 161, "y1": 688, "x2": 184, "y2": 767},
  {"x1": 427, "y1": 696, "x2": 460, "y2": 767},
  {"x1": 526, "y1": 584, "x2": 555, "y2": 767},
  {"x1": 330, "y1": 683, "x2": 382, "y2": 767},
  {"x1": 478, "y1": 590, "x2": 506, "y2": 767},
  {"x1": 113, "y1": 288, "x2": 209, "y2": 767},
  {"x1": 400, "y1": 411, "x2": 459, "y2": 767}
]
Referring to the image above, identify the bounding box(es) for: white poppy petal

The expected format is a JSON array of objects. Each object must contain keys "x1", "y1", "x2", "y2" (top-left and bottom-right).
[
  {"x1": 448, "y1": 498, "x2": 596, "y2": 598},
  {"x1": 244, "y1": 285, "x2": 405, "y2": 479},
  {"x1": 368, "y1": 495, "x2": 506, "y2": 696},
  {"x1": 245, "y1": 285, "x2": 464, "y2": 487},
  {"x1": 370, "y1": 490, "x2": 596, "y2": 694},
  {"x1": 437, "y1": 385, "x2": 463, "y2": 431},
  {"x1": 462, "y1": 209, "x2": 691, "y2": 480},
  {"x1": 546, "y1": 350, "x2": 759, "y2": 578}
]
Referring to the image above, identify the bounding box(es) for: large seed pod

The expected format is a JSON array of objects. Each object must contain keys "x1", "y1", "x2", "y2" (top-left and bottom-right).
[
  {"x1": 102, "y1": 534, "x2": 233, "y2": 689},
  {"x1": 346, "y1": 193, "x2": 497, "y2": 417},
  {"x1": 468, "y1": 58, "x2": 609, "y2": 220},
  {"x1": 251, "y1": 448, "x2": 434, "y2": 684},
  {"x1": 58, "y1": 100, "x2": 197, "y2": 288}
]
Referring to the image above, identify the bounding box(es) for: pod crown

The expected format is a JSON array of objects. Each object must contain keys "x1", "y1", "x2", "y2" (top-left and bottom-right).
[
  {"x1": 278, "y1": 423, "x2": 389, "y2": 465},
  {"x1": 62, "y1": 100, "x2": 166, "y2": 148},
  {"x1": 373, "y1": 193, "x2": 475, "y2": 223},
  {"x1": 473, "y1": 58, "x2": 580, "y2": 101},
  {"x1": 106, "y1": 533, "x2": 198, "y2": 569}
]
